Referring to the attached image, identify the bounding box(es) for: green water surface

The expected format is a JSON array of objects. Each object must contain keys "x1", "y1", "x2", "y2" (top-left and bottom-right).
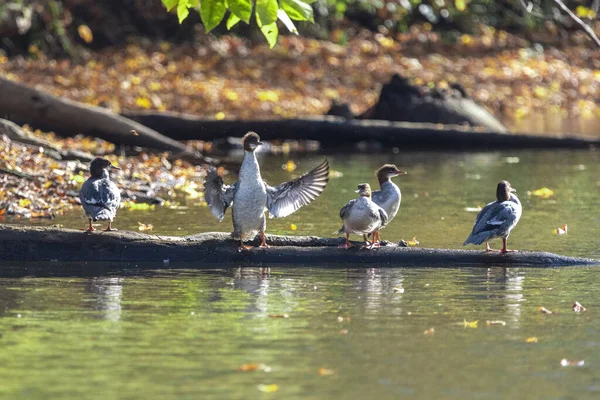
[{"x1": 2, "y1": 149, "x2": 600, "y2": 399}]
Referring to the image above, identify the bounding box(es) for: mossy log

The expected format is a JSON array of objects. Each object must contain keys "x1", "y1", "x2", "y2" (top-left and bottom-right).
[
  {"x1": 0, "y1": 225, "x2": 597, "y2": 269},
  {"x1": 122, "y1": 111, "x2": 600, "y2": 150}
]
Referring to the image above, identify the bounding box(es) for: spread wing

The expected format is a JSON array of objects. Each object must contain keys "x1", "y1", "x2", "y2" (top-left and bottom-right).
[
  {"x1": 266, "y1": 159, "x2": 329, "y2": 218},
  {"x1": 204, "y1": 167, "x2": 237, "y2": 221}
]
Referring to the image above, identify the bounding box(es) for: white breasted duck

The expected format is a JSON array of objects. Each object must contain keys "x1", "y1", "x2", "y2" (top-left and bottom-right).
[
  {"x1": 463, "y1": 180, "x2": 522, "y2": 253},
  {"x1": 337, "y1": 183, "x2": 388, "y2": 249},
  {"x1": 204, "y1": 132, "x2": 329, "y2": 251},
  {"x1": 79, "y1": 157, "x2": 122, "y2": 232},
  {"x1": 372, "y1": 164, "x2": 407, "y2": 223}
]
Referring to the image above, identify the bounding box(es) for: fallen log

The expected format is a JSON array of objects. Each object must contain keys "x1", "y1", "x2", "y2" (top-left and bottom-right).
[
  {"x1": 0, "y1": 225, "x2": 597, "y2": 269},
  {"x1": 122, "y1": 111, "x2": 600, "y2": 150},
  {"x1": 0, "y1": 77, "x2": 216, "y2": 165}
]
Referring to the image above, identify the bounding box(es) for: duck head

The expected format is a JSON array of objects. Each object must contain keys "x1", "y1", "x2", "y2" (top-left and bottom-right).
[
  {"x1": 356, "y1": 183, "x2": 372, "y2": 199},
  {"x1": 242, "y1": 132, "x2": 263, "y2": 152},
  {"x1": 377, "y1": 164, "x2": 407, "y2": 184},
  {"x1": 496, "y1": 180, "x2": 516, "y2": 202},
  {"x1": 90, "y1": 157, "x2": 121, "y2": 178}
]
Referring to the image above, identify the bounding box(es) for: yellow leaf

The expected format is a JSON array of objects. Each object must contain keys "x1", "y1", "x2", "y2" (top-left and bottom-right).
[
  {"x1": 424, "y1": 327, "x2": 435, "y2": 335},
  {"x1": 224, "y1": 90, "x2": 239, "y2": 101},
  {"x1": 290, "y1": 224, "x2": 297, "y2": 231},
  {"x1": 455, "y1": 0, "x2": 466, "y2": 12},
  {"x1": 553, "y1": 224, "x2": 567, "y2": 235},
  {"x1": 78, "y1": 25, "x2": 94, "y2": 43},
  {"x1": 283, "y1": 160, "x2": 296, "y2": 172},
  {"x1": 18, "y1": 199, "x2": 31, "y2": 208},
  {"x1": 135, "y1": 97, "x2": 152, "y2": 110},
  {"x1": 138, "y1": 222, "x2": 154, "y2": 232},
  {"x1": 257, "y1": 384, "x2": 279, "y2": 393},
  {"x1": 407, "y1": 237, "x2": 419, "y2": 246},
  {"x1": 526, "y1": 337, "x2": 538, "y2": 343},
  {"x1": 256, "y1": 90, "x2": 279, "y2": 102},
  {"x1": 318, "y1": 368, "x2": 335, "y2": 376},
  {"x1": 463, "y1": 319, "x2": 479, "y2": 328},
  {"x1": 215, "y1": 111, "x2": 225, "y2": 120},
  {"x1": 529, "y1": 187, "x2": 554, "y2": 199}
]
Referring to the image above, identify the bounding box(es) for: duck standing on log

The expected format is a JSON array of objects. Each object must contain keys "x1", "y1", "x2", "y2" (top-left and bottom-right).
[
  {"x1": 204, "y1": 132, "x2": 330, "y2": 251},
  {"x1": 463, "y1": 180, "x2": 522, "y2": 252},
  {"x1": 337, "y1": 183, "x2": 388, "y2": 249},
  {"x1": 79, "y1": 157, "x2": 122, "y2": 232}
]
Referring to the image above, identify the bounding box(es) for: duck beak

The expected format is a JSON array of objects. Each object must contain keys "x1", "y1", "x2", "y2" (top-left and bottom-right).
[
  {"x1": 257, "y1": 141, "x2": 264, "y2": 146},
  {"x1": 510, "y1": 187, "x2": 516, "y2": 193},
  {"x1": 355, "y1": 189, "x2": 360, "y2": 193},
  {"x1": 111, "y1": 164, "x2": 122, "y2": 170},
  {"x1": 394, "y1": 170, "x2": 407, "y2": 176}
]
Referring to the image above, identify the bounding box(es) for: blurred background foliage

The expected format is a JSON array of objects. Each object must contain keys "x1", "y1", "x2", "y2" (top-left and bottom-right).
[{"x1": 0, "y1": 0, "x2": 598, "y2": 57}]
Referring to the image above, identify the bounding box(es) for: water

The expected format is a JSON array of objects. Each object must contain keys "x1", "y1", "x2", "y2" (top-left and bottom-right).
[
  {"x1": 1, "y1": 267, "x2": 600, "y2": 399},
  {"x1": 29, "y1": 148, "x2": 600, "y2": 258},
  {"x1": 2, "y1": 149, "x2": 600, "y2": 398}
]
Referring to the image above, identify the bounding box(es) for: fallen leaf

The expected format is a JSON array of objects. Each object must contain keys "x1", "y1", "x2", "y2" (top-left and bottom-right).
[
  {"x1": 268, "y1": 314, "x2": 289, "y2": 318},
  {"x1": 528, "y1": 187, "x2": 554, "y2": 199},
  {"x1": 318, "y1": 368, "x2": 335, "y2": 376},
  {"x1": 560, "y1": 359, "x2": 584, "y2": 367},
  {"x1": 553, "y1": 224, "x2": 568, "y2": 235},
  {"x1": 282, "y1": 160, "x2": 297, "y2": 172},
  {"x1": 526, "y1": 337, "x2": 538, "y2": 343},
  {"x1": 138, "y1": 222, "x2": 153, "y2": 231},
  {"x1": 339, "y1": 329, "x2": 348, "y2": 335},
  {"x1": 407, "y1": 237, "x2": 420, "y2": 246},
  {"x1": 539, "y1": 306, "x2": 553, "y2": 314},
  {"x1": 573, "y1": 301, "x2": 586, "y2": 312},
  {"x1": 393, "y1": 287, "x2": 405, "y2": 293},
  {"x1": 337, "y1": 316, "x2": 350, "y2": 322},
  {"x1": 486, "y1": 320, "x2": 506, "y2": 326},
  {"x1": 257, "y1": 384, "x2": 279, "y2": 393},
  {"x1": 463, "y1": 319, "x2": 479, "y2": 328},
  {"x1": 77, "y1": 25, "x2": 94, "y2": 43},
  {"x1": 464, "y1": 206, "x2": 483, "y2": 212},
  {"x1": 424, "y1": 327, "x2": 435, "y2": 335},
  {"x1": 239, "y1": 363, "x2": 271, "y2": 372},
  {"x1": 289, "y1": 223, "x2": 297, "y2": 231}
]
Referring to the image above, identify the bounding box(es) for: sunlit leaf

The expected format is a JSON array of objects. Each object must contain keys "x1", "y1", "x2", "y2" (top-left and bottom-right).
[
  {"x1": 256, "y1": 90, "x2": 279, "y2": 102},
  {"x1": 339, "y1": 329, "x2": 348, "y2": 335},
  {"x1": 162, "y1": 0, "x2": 179, "y2": 12},
  {"x1": 268, "y1": 314, "x2": 289, "y2": 318},
  {"x1": 485, "y1": 320, "x2": 506, "y2": 326},
  {"x1": 255, "y1": 0, "x2": 278, "y2": 27},
  {"x1": 539, "y1": 306, "x2": 553, "y2": 314},
  {"x1": 177, "y1": 0, "x2": 190, "y2": 24},
  {"x1": 226, "y1": 13, "x2": 241, "y2": 30},
  {"x1": 260, "y1": 22, "x2": 278, "y2": 48},
  {"x1": 257, "y1": 384, "x2": 279, "y2": 393},
  {"x1": 289, "y1": 223, "x2": 297, "y2": 231},
  {"x1": 407, "y1": 236, "x2": 419, "y2": 246},
  {"x1": 277, "y1": 9, "x2": 298, "y2": 34},
  {"x1": 573, "y1": 301, "x2": 586, "y2": 312},
  {"x1": 228, "y1": 0, "x2": 252, "y2": 23},
  {"x1": 77, "y1": 25, "x2": 94, "y2": 44},
  {"x1": 463, "y1": 319, "x2": 478, "y2": 328},
  {"x1": 318, "y1": 368, "x2": 335, "y2": 376},
  {"x1": 239, "y1": 363, "x2": 271, "y2": 372},
  {"x1": 138, "y1": 222, "x2": 154, "y2": 231},
  {"x1": 424, "y1": 327, "x2": 435, "y2": 335},
  {"x1": 200, "y1": 0, "x2": 227, "y2": 32},
  {"x1": 528, "y1": 187, "x2": 553, "y2": 199},
  {"x1": 526, "y1": 337, "x2": 538, "y2": 343},
  {"x1": 553, "y1": 224, "x2": 567, "y2": 235},
  {"x1": 280, "y1": 0, "x2": 314, "y2": 22}
]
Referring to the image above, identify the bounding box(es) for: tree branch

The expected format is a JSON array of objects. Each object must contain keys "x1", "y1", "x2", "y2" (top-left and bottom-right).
[{"x1": 551, "y1": 0, "x2": 600, "y2": 47}]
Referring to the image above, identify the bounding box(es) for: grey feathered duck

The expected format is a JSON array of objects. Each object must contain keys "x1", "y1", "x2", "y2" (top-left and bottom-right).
[
  {"x1": 337, "y1": 183, "x2": 389, "y2": 249},
  {"x1": 204, "y1": 132, "x2": 330, "y2": 251},
  {"x1": 463, "y1": 180, "x2": 522, "y2": 253},
  {"x1": 79, "y1": 157, "x2": 122, "y2": 232}
]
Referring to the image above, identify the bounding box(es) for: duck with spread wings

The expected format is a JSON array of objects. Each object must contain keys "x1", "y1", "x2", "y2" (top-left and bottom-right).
[{"x1": 204, "y1": 132, "x2": 329, "y2": 251}]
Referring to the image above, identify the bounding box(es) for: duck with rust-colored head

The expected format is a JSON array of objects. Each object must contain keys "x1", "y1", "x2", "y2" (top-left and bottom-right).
[
  {"x1": 463, "y1": 180, "x2": 522, "y2": 253},
  {"x1": 337, "y1": 183, "x2": 388, "y2": 249},
  {"x1": 204, "y1": 132, "x2": 329, "y2": 251},
  {"x1": 79, "y1": 157, "x2": 122, "y2": 232}
]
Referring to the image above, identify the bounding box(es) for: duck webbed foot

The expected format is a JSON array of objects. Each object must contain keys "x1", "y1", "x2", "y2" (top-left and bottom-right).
[
  {"x1": 259, "y1": 231, "x2": 270, "y2": 248},
  {"x1": 338, "y1": 233, "x2": 354, "y2": 249},
  {"x1": 500, "y1": 238, "x2": 517, "y2": 253},
  {"x1": 81, "y1": 219, "x2": 95, "y2": 232},
  {"x1": 484, "y1": 242, "x2": 499, "y2": 252},
  {"x1": 102, "y1": 221, "x2": 117, "y2": 231}
]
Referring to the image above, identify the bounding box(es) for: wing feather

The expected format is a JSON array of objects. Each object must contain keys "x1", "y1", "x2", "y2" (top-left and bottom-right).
[
  {"x1": 204, "y1": 167, "x2": 237, "y2": 221},
  {"x1": 266, "y1": 159, "x2": 329, "y2": 218}
]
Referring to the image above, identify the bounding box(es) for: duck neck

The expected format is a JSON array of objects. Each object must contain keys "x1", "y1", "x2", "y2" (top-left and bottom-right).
[{"x1": 240, "y1": 150, "x2": 262, "y2": 181}]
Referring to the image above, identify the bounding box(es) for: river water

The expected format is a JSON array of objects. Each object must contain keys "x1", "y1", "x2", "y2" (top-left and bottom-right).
[{"x1": 1, "y1": 149, "x2": 599, "y2": 399}]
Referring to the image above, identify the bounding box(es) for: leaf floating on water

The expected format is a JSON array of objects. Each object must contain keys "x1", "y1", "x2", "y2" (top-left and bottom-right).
[
  {"x1": 539, "y1": 306, "x2": 553, "y2": 314},
  {"x1": 526, "y1": 337, "x2": 538, "y2": 343},
  {"x1": 339, "y1": 329, "x2": 348, "y2": 335},
  {"x1": 138, "y1": 222, "x2": 153, "y2": 231},
  {"x1": 486, "y1": 320, "x2": 506, "y2": 326},
  {"x1": 560, "y1": 359, "x2": 584, "y2": 367},
  {"x1": 337, "y1": 316, "x2": 351, "y2": 322},
  {"x1": 282, "y1": 160, "x2": 297, "y2": 172},
  {"x1": 257, "y1": 384, "x2": 279, "y2": 393},
  {"x1": 289, "y1": 223, "x2": 297, "y2": 231},
  {"x1": 528, "y1": 187, "x2": 554, "y2": 199},
  {"x1": 393, "y1": 287, "x2": 405, "y2": 293},
  {"x1": 573, "y1": 301, "x2": 586, "y2": 312},
  {"x1": 407, "y1": 237, "x2": 420, "y2": 246},
  {"x1": 239, "y1": 363, "x2": 272, "y2": 372},
  {"x1": 464, "y1": 206, "x2": 482, "y2": 212},
  {"x1": 318, "y1": 368, "x2": 335, "y2": 376},
  {"x1": 553, "y1": 224, "x2": 568, "y2": 235},
  {"x1": 268, "y1": 314, "x2": 289, "y2": 318},
  {"x1": 463, "y1": 319, "x2": 479, "y2": 328},
  {"x1": 424, "y1": 327, "x2": 435, "y2": 335}
]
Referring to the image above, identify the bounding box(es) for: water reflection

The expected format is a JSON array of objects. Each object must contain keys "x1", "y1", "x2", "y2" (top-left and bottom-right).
[{"x1": 88, "y1": 277, "x2": 123, "y2": 321}]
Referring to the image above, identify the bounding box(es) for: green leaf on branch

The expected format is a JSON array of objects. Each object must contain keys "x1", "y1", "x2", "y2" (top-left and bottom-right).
[
  {"x1": 177, "y1": 0, "x2": 190, "y2": 23},
  {"x1": 200, "y1": 0, "x2": 227, "y2": 32},
  {"x1": 255, "y1": 0, "x2": 278, "y2": 27},
  {"x1": 277, "y1": 9, "x2": 298, "y2": 34},
  {"x1": 280, "y1": 0, "x2": 314, "y2": 22},
  {"x1": 228, "y1": 0, "x2": 252, "y2": 23},
  {"x1": 260, "y1": 22, "x2": 279, "y2": 48},
  {"x1": 162, "y1": 0, "x2": 179, "y2": 12},
  {"x1": 227, "y1": 13, "x2": 241, "y2": 29}
]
